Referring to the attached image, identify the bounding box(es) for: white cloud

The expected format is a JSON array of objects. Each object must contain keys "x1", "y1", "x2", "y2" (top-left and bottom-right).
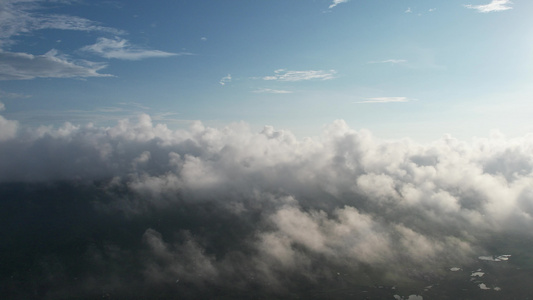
[
  {"x1": 0, "y1": 89, "x2": 30, "y2": 99},
  {"x1": 464, "y1": 0, "x2": 513, "y2": 13},
  {"x1": 356, "y1": 97, "x2": 410, "y2": 103},
  {"x1": 329, "y1": 0, "x2": 349, "y2": 9},
  {"x1": 263, "y1": 69, "x2": 336, "y2": 82},
  {"x1": 2, "y1": 115, "x2": 533, "y2": 296},
  {"x1": 219, "y1": 74, "x2": 232, "y2": 85},
  {"x1": 405, "y1": 7, "x2": 412, "y2": 13},
  {"x1": 0, "y1": 0, "x2": 123, "y2": 48},
  {"x1": 0, "y1": 49, "x2": 111, "y2": 80},
  {"x1": 428, "y1": 8, "x2": 437, "y2": 12},
  {"x1": 368, "y1": 59, "x2": 407, "y2": 64},
  {"x1": 253, "y1": 88, "x2": 293, "y2": 94},
  {"x1": 81, "y1": 37, "x2": 181, "y2": 60},
  {"x1": 0, "y1": 112, "x2": 18, "y2": 141},
  {"x1": 201, "y1": 37, "x2": 207, "y2": 41}
]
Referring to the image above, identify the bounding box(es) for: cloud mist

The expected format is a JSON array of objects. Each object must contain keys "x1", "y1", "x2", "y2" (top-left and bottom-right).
[{"x1": 1, "y1": 113, "x2": 533, "y2": 298}]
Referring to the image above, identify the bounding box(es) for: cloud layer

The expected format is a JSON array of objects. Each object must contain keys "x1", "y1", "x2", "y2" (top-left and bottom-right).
[{"x1": 1, "y1": 114, "x2": 533, "y2": 298}]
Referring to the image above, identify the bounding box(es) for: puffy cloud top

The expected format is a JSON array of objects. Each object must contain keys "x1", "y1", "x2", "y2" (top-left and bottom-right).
[{"x1": 1, "y1": 113, "x2": 533, "y2": 298}]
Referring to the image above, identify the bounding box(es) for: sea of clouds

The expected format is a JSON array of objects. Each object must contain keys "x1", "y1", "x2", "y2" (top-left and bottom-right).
[{"x1": 1, "y1": 112, "x2": 532, "y2": 298}]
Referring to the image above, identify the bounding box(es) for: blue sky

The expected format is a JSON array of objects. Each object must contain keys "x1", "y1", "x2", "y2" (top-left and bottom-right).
[{"x1": 0, "y1": 0, "x2": 532, "y2": 141}]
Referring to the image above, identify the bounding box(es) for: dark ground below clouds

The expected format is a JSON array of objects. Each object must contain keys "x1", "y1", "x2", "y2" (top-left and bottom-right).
[{"x1": 1, "y1": 181, "x2": 533, "y2": 299}]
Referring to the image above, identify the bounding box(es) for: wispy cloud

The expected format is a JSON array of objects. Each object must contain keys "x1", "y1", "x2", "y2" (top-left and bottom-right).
[
  {"x1": 368, "y1": 59, "x2": 407, "y2": 64},
  {"x1": 428, "y1": 8, "x2": 437, "y2": 12},
  {"x1": 356, "y1": 97, "x2": 410, "y2": 103},
  {"x1": 0, "y1": 89, "x2": 30, "y2": 99},
  {"x1": 329, "y1": 0, "x2": 349, "y2": 9},
  {"x1": 219, "y1": 74, "x2": 232, "y2": 85},
  {"x1": 81, "y1": 38, "x2": 181, "y2": 60},
  {"x1": 0, "y1": 49, "x2": 111, "y2": 80},
  {"x1": 0, "y1": 0, "x2": 123, "y2": 48},
  {"x1": 464, "y1": 0, "x2": 513, "y2": 13},
  {"x1": 263, "y1": 69, "x2": 336, "y2": 82},
  {"x1": 252, "y1": 88, "x2": 293, "y2": 94},
  {"x1": 405, "y1": 7, "x2": 412, "y2": 13}
]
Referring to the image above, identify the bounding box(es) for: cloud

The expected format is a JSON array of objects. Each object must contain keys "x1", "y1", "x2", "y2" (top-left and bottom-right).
[
  {"x1": 219, "y1": 74, "x2": 231, "y2": 85},
  {"x1": 0, "y1": 0, "x2": 123, "y2": 48},
  {"x1": 329, "y1": 0, "x2": 349, "y2": 9},
  {"x1": 0, "y1": 49, "x2": 111, "y2": 80},
  {"x1": 464, "y1": 0, "x2": 513, "y2": 13},
  {"x1": 0, "y1": 105, "x2": 18, "y2": 140},
  {"x1": 253, "y1": 88, "x2": 293, "y2": 94},
  {"x1": 81, "y1": 37, "x2": 181, "y2": 60},
  {"x1": 405, "y1": 7, "x2": 412, "y2": 13},
  {"x1": 429, "y1": 8, "x2": 437, "y2": 12},
  {"x1": 368, "y1": 59, "x2": 407, "y2": 64},
  {"x1": 0, "y1": 89, "x2": 30, "y2": 99},
  {"x1": 2, "y1": 115, "x2": 533, "y2": 298},
  {"x1": 263, "y1": 69, "x2": 336, "y2": 81},
  {"x1": 356, "y1": 97, "x2": 410, "y2": 103}
]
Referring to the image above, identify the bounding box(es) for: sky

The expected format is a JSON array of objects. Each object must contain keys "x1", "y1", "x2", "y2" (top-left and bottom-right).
[
  {"x1": 1, "y1": 0, "x2": 532, "y2": 141},
  {"x1": 3, "y1": 1, "x2": 533, "y2": 298}
]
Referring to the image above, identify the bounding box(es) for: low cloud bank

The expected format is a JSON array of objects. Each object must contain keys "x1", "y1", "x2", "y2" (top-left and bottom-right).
[{"x1": 1, "y1": 113, "x2": 533, "y2": 298}]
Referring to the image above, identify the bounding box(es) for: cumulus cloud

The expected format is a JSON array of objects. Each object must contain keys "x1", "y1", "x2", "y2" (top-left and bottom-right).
[
  {"x1": 0, "y1": 49, "x2": 110, "y2": 80},
  {"x1": 263, "y1": 69, "x2": 336, "y2": 81},
  {"x1": 2, "y1": 115, "x2": 533, "y2": 298},
  {"x1": 0, "y1": 115, "x2": 18, "y2": 140},
  {"x1": 81, "y1": 37, "x2": 182, "y2": 60},
  {"x1": 464, "y1": 0, "x2": 513, "y2": 13}
]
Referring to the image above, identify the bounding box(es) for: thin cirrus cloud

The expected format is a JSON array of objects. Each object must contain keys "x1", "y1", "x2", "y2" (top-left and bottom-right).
[
  {"x1": 253, "y1": 88, "x2": 293, "y2": 94},
  {"x1": 356, "y1": 97, "x2": 409, "y2": 103},
  {"x1": 464, "y1": 0, "x2": 513, "y2": 13},
  {"x1": 368, "y1": 59, "x2": 407, "y2": 64},
  {"x1": 329, "y1": 0, "x2": 349, "y2": 9},
  {"x1": 263, "y1": 69, "x2": 337, "y2": 82},
  {"x1": 0, "y1": 0, "x2": 123, "y2": 48},
  {"x1": 81, "y1": 37, "x2": 182, "y2": 60},
  {"x1": 219, "y1": 74, "x2": 232, "y2": 85},
  {"x1": 0, "y1": 49, "x2": 111, "y2": 80}
]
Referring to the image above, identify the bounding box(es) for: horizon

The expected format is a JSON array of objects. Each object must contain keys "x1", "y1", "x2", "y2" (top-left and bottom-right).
[
  {"x1": 1, "y1": 0, "x2": 533, "y2": 142},
  {"x1": 1, "y1": 1, "x2": 533, "y2": 299}
]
